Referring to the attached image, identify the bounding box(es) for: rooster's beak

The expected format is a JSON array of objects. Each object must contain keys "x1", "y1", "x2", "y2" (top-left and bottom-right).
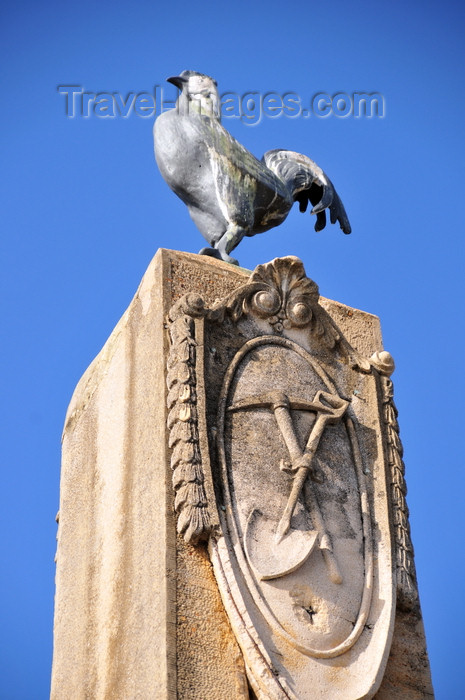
[{"x1": 167, "y1": 75, "x2": 187, "y2": 90}]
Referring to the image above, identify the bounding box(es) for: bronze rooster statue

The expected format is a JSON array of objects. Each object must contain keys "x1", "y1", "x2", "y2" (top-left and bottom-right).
[{"x1": 154, "y1": 71, "x2": 351, "y2": 265}]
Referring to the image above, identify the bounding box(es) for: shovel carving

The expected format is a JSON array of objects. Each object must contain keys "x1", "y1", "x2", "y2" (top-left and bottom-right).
[{"x1": 229, "y1": 390, "x2": 348, "y2": 582}]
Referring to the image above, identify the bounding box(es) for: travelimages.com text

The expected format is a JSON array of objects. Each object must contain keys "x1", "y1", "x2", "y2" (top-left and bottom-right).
[{"x1": 57, "y1": 85, "x2": 385, "y2": 124}]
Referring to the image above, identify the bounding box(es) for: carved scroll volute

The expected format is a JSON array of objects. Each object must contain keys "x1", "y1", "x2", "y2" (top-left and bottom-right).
[
  {"x1": 213, "y1": 256, "x2": 371, "y2": 371},
  {"x1": 238, "y1": 257, "x2": 323, "y2": 333}
]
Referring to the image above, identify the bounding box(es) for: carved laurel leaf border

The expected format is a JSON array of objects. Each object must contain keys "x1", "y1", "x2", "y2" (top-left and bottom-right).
[
  {"x1": 166, "y1": 293, "x2": 212, "y2": 544},
  {"x1": 371, "y1": 352, "x2": 418, "y2": 610}
]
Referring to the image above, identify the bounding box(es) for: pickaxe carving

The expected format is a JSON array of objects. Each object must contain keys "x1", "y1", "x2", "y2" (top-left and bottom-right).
[{"x1": 229, "y1": 390, "x2": 348, "y2": 583}]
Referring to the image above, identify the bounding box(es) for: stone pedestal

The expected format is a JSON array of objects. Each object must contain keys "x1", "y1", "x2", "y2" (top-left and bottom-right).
[{"x1": 51, "y1": 249, "x2": 433, "y2": 699}]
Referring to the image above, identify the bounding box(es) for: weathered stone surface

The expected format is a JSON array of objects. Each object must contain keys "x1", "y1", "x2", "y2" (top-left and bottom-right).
[
  {"x1": 52, "y1": 249, "x2": 433, "y2": 699},
  {"x1": 52, "y1": 250, "x2": 249, "y2": 699},
  {"x1": 374, "y1": 606, "x2": 434, "y2": 699},
  {"x1": 52, "y1": 250, "x2": 177, "y2": 699}
]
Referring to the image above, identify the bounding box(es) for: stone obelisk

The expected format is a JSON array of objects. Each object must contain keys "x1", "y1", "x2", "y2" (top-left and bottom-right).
[{"x1": 51, "y1": 249, "x2": 433, "y2": 699}]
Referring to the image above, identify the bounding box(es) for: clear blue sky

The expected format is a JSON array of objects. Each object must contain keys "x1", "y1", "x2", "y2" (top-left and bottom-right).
[{"x1": 1, "y1": 1, "x2": 464, "y2": 697}]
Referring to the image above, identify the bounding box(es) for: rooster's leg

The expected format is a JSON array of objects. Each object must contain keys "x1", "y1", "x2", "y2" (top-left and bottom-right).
[{"x1": 213, "y1": 225, "x2": 246, "y2": 265}]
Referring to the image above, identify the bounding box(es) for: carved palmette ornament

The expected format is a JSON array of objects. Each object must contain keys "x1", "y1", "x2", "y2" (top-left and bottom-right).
[{"x1": 166, "y1": 257, "x2": 407, "y2": 699}]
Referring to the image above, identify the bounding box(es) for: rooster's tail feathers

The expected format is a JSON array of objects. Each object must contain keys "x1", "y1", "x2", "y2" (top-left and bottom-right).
[{"x1": 263, "y1": 149, "x2": 351, "y2": 235}]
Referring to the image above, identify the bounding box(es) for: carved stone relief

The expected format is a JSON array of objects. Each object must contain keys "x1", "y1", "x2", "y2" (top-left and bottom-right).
[
  {"x1": 166, "y1": 257, "x2": 402, "y2": 699},
  {"x1": 371, "y1": 351, "x2": 418, "y2": 611}
]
